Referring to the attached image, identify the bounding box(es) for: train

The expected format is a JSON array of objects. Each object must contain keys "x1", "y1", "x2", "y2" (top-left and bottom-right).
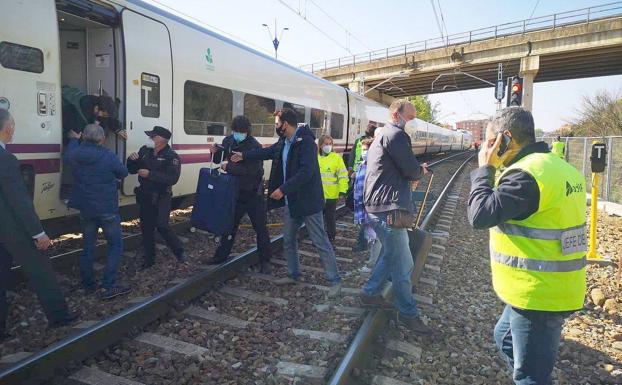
[{"x1": 0, "y1": 0, "x2": 472, "y2": 234}]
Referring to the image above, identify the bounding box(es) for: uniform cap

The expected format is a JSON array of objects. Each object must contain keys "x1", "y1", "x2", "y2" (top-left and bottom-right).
[{"x1": 145, "y1": 126, "x2": 172, "y2": 140}]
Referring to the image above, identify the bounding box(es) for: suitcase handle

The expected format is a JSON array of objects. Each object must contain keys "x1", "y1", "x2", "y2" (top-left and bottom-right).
[{"x1": 414, "y1": 171, "x2": 434, "y2": 229}]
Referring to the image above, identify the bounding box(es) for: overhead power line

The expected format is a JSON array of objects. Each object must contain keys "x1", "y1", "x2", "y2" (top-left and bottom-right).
[
  {"x1": 276, "y1": 0, "x2": 352, "y2": 54},
  {"x1": 307, "y1": 0, "x2": 372, "y2": 51},
  {"x1": 148, "y1": 0, "x2": 301, "y2": 65}
]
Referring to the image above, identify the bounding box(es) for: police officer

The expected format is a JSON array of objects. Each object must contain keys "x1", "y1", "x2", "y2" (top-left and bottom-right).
[
  {"x1": 468, "y1": 108, "x2": 586, "y2": 385},
  {"x1": 127, "y1": 126, "x2": 187, "y2": 269}
]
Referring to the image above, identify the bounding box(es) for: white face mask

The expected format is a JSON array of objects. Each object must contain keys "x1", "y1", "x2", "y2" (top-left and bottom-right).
[
  {"x1": 322, "y1": 145, "x2": 332, "y2": 154},
  {"x1": 144, "y1": 138, "x2": 156, "y2": 149},
  {"x1": 361, "y1": 150, "x2": 368, "y2": 160}
]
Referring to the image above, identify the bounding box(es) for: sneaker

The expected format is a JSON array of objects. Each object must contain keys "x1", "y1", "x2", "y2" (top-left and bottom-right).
[
  {"x1": 176, "y1": 253, "x2": 188, "y2": 263},
  {"x1": 351, "y1": 243, "x2": 367, "y2": 253},
  {"x1": 274, "y1": 276, "x2": 298, "y2": 286},
  {"x1": 259, "y1": 261, "x2": 272, "y2": 275},
  {"x1": 359, "y1": 266, "x2": 372, "y2": 274},
  {"x1": 101, "y1": 285, "x2": 132, "y2": 300},
  {"x1": 49, "y1": 311, "x2": 79, "y2": 328},
  {"x1": 397, "y1": 314, "x2": 437, "y2": 335},
  {"x1": 327, "y1": 283, "x2": 342, "y2": 298},
  {"x1": 359, "y1": 293, "x2": 393, "y2": 308}
]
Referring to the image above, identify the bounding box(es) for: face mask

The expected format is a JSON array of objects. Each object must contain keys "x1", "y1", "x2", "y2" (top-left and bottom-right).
[
  {"x1": 322, "y1": 145, "x2": 332, "y2": 154},
  {"x1": 144, "y1": 138, "x2": 155, "y2": 149},
  {"x1": 396, "y1": 113, "x2": 408, "y2": 129},
  {"x1": 275, "y1": 124, "x2": 285, "y2": 137},
  {"x1": 361, "y1": 150, "x2": 368, "y2": 160},
  {"x1": 233, "y1": 132, "x2": 247, "y2": 143}
]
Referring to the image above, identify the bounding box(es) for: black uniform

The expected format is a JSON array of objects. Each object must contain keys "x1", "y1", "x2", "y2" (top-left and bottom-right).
[
  {"x1": 212, "y1": 135, "x2": 272, "y2": 264},
  {"x1": 127, "y1": 144, "x2": 184, "y2": 265}
]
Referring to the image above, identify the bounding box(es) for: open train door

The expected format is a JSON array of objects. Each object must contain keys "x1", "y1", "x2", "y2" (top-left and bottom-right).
[{"x1": 121, "y1": 9, "x2": 172, "y2": 195}]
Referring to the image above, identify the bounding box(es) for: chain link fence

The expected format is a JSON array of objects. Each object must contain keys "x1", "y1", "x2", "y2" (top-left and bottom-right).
[{"x1": 541, "y1": 136, "x2": 622, "y2": 204}]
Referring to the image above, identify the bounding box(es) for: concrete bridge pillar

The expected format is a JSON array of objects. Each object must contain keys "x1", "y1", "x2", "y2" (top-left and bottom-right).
[{"x1": 520, "y1": 56, "x2": 540, "y2": 112}]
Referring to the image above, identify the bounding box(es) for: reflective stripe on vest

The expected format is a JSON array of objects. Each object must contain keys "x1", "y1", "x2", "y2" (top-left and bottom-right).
[
  {"x1": 490, "y1": 151, "x2": 586, "y2": 312},
  {"x1": 491, "y1": 251, "x2": 586, "y2": 272}
]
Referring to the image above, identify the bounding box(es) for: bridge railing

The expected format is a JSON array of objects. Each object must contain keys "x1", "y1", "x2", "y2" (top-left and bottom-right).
[
  {"x1": 301, "y1": 1, "x2": 622, "y2": 73},
  {"x1": 540, "y1": 136, "x2": 622, "y2": 204}
]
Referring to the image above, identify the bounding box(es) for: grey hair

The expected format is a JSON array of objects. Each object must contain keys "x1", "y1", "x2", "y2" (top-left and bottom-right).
[
  {"x1": 0, "y1": 109, "x2": 13, "y2": 131},
  {"x1": 83, "y1": 123, "x2": 105, "y2": 144},
  {"x1": 489, "y1": 107, "x2": 535, "y2": 145}
]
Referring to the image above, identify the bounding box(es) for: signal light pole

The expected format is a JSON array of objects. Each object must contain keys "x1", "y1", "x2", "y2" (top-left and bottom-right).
[
  {"x1": 506, "y1": 76, "x2": 523, "y2": 107},
  {"x1": 262, "y1": 19, "x2": 289, "y2": 60}
]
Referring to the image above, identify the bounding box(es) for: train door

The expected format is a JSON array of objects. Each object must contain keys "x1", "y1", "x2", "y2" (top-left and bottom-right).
[
  {"x1": 0, "y1": 0, "x2": 63, "y2": 219},
  {"x1": 121, "y1": 10, "x2": 172, "y2": 195}
]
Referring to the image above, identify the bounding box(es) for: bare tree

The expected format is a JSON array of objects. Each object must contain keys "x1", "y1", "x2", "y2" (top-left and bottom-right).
[{"x1": 570, "y1": 90, "x2": 622, "y2": 137}]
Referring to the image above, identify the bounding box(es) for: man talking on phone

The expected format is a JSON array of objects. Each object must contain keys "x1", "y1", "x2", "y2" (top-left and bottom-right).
[{"x1": 468, "y1": 107, "x2": 586, "y2": 385}]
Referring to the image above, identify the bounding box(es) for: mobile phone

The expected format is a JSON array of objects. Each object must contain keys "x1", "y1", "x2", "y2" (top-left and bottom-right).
[{"x1": 497, "y1": 133, "x2": 512, "y2": 157}]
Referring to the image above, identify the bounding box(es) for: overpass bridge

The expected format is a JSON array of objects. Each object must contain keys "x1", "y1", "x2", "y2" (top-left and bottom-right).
[{"x1": 302, "y1": 2, "x2": 622, "y2": 109}]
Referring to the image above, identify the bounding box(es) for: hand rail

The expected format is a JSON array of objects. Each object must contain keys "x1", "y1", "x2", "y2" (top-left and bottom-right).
[{"x1": 301, "y1": 2, "x2": 622, "y2": 72}]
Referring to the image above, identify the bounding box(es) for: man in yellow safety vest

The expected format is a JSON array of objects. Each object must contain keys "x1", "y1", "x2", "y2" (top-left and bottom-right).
[
  {"x1": 468, "y1": 107, "x2": 586, "y2": 385},
  {"x1": 551, "y1": 136, "x2": 565, "y2": 159}
]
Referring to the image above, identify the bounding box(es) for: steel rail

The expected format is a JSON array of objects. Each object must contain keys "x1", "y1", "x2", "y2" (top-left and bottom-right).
[{"x1": 327, "y1": 152, "x2": 476, "y2": 385}]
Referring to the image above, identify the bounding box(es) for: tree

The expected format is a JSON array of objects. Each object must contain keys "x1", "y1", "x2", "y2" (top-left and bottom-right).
[
  {"x1": 407, "y1": 95, "x2": 440, "y2": 123},
  {"x1": 534, "y1": 128, "x2": 544, "y2": 139},
  {"x1": 569, "y1": 90, "x2": 622, "y2": 137}
]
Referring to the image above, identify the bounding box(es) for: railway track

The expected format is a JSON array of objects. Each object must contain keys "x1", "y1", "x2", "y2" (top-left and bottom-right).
[{"x1": 0, "y1": 151, "x2": 473, "y2": 385}]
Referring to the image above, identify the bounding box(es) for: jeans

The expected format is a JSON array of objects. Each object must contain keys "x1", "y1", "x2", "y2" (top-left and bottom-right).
[
  {"x1": 323, "y1": 199, "x2": 337, "y2": 242},
  {"x1": 214, "y1": 190, "x2": 271, "y2": 263},
  {"x1": 362, "y1": 212, "x2": 418, "y2": 318},
  {"x1": 367, "y1": 239, "x2": 382, "y2": 267},
  {"x1": 356, "y1": 225, "x2": 366, "y2": 247},
  {"x1": 81, "y1": 213, "x2": 123, "y2": 290},
  {"x1": 494, "y1": 304, "x2": 568, "y2": 385},
  {"x1": 283, "y1": 206, "x2": 341, "y2": 284}
]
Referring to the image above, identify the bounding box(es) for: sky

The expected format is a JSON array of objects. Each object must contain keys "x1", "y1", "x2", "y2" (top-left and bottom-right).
[{"x1": 144, "y1": 0, "x2": 622, "y2": 132}]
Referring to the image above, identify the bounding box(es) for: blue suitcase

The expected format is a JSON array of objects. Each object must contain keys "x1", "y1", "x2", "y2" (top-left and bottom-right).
[{"x1": 191, "y1": 167, "x2": 239, "y2": 236}]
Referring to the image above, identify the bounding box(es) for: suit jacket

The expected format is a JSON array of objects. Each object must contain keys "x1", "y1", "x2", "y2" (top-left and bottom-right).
[{"x1": 0, "y1": 146, "x2": 44, "y2": 242}]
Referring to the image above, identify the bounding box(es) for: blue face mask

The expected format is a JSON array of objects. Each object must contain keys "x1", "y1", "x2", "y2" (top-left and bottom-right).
[{"x1": 233, "y1": 132, "x2": 247, "y2": 143}]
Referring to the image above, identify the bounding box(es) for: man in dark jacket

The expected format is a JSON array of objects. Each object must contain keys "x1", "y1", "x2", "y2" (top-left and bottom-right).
[
  {"x1": 64, "y1": 124, "x2": 130, "y2": 300},
  {"x1": 360, "y1": 99, "x2": 433, "y2": 334},
  {"x1": 231, "y1": 109, "x2": 341, "y2": 296},
  {"x1": 206, "y1": 116, "x2": 272, "y2": 273},
  {"x1": 0, "y1": 110, "x2": 77, "y2": 340},
  {"x1": 127, "y1": 126, "x2": 186, "y2": 269}
]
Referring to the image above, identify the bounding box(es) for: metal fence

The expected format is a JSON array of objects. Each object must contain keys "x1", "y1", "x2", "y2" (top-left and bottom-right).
[
  {"x1": 540, "y1": 136, "x2": 622, "y2": 204},
  {"x1": 301, "y1": 1, "x2": 622, "y2": 73}
]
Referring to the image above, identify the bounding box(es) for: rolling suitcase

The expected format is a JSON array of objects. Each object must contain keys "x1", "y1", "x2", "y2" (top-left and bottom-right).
[
  {"x1": 408, "y1": 172, "x2": 435, "y2": 286},
  {"x1": 190, "y1": 154, "x2": 239, "y2": 237}
]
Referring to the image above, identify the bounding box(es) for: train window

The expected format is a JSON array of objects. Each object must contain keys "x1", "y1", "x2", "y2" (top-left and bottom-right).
[
  {"x1": 283, "y1": 102, "x2": 305, "y2": 123},
  {"x1": 184, "y1": 80, "x2": 232, "y2": 136},
  {"x1": 330, "y1": 112, "x2": 344, "y2": 139},
  {"x1": 310, "y1": 108, "x2": 326, "y2": 137},
  {"x1": 0, "y1": 42, "x2": 44, "y2": 73},
  {"x1": 244, "y1": 93, "x2": 276, "y2": 137},
  {"x1": 141, "y1": 73, "x2": 160, "y2": 118}
]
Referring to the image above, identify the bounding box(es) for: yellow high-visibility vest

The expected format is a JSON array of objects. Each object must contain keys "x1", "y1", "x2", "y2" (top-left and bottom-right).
[
  {"x1": 490, "y1": 151, "x2": 586, "y2": 311},
  {"x1": 551, "y1": 141, "x2": 565, "y2": 158},
  {"x1": 318, "y1": 152, "x2": 348, "y2": 199}
]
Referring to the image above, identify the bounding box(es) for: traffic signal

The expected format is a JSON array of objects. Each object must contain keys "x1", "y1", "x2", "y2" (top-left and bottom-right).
[{"x1": 506, "y1": 76, "x2": 523, "y2": 107}]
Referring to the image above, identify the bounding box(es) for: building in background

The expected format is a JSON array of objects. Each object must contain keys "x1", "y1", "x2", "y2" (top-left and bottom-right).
[{"x1": 455, "y1": 119, "x2": 489, "y2": 144}]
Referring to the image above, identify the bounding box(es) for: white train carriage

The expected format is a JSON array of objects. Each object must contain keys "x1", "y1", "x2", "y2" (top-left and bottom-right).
[{"x1": 0, "y1": 0, "x2": 470, "y2": 234}]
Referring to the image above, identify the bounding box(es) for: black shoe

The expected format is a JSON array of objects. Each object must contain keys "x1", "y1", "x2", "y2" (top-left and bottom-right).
[
  {"x1": 397, "y1": 314, "x2": 437, "y2": 335},
  {"x1": 48, "y1": 311, "x2": 79, "y2": 329},
  {"x1": 206, "y1": 257, "x2": 227, "y2": 265},
  {"x1": 140, "y1": 260, "x2": 155, "y2": 271},
  {"x1": 359, "y1": 293, "x2": 393, "y2": 309},
  {"x1": 351, "y1": 243, "x2": 367, "y2": 252},
  {"x1": 101, "y1": 285, "x2": 132, "y2": 300},
  {"x1": 176, "y1": 253, "x2": 188, "y2": 263},
  {"x1": 259, "y1": 261, "x2": 272, "y2": 275}
]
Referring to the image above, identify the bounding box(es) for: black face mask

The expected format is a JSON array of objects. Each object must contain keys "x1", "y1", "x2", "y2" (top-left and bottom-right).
[{"x1": 275, "y1": 123, "x2": 285, "y2": 137}]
